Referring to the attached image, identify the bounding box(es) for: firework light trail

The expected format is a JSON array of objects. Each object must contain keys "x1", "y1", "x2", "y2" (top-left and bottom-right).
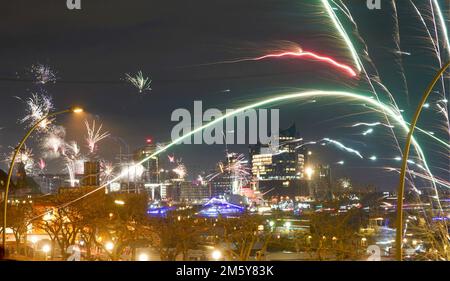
[
  {"x1": 321, "y1": 0, "x2": 450, "y2": 203},
  {"x1": 125, "y1": 71, "x2": 152, "y2": 93},
  {"x1": 32, "y1": 90, "x2": 445, "y2": 222},
  {"x1": 385, "y1": 167, "x2": 450, "y2": 189},
  {"x1": 352, "y1": 122, "x2": 395, "y2": 128},
  {"x1": 320, "y1": 0, "x2": 362, "y2": 72},
  {"x1": 322, "y1": 138, "x2": 363, "y2": 158},
  {"x1": 432, "y1": 0, "x2": 450, "y2": 56},
  {"x1": 38, "y1": 158, "x2": 46, "y2": 171},
  {"x1": 193, "y1": 49, "x2": 357, "y2": 77},
  {"x1": 85, "y1": 119, "x2": 110, "y2": 154}
]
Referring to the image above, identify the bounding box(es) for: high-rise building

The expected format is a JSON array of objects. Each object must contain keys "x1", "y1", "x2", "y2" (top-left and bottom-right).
[
  {"x1": 249, "y1": 124, "x2": 310, "y2": 197},
  {"x1": 309, "y1": 164, "x2": 333, "y2": 201},
  {"x1": 209, "y1": 172, "x2": 232, "y2": 198},
  {"x1": 134, "y1": 140, "x2": 159, "y2": 184},
  {"x1": 82, "y1": 161, "x2": 100, "y2": 187}
]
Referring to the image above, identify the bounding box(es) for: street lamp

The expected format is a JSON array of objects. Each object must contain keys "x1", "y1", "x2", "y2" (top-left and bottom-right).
[
  {"x1": 2, "y1": 106, "x2": 84, "y2": 251},
  {"x1": 42, "y1": 244, "x2": 51, "y2": 261},
  {"x1": 304, "y1": 167, "x2": 314, "y2": 180},
  {"x1": 114, "y1": 199, "x2": 125, "y2": 205},
  {"x1": 395, "y1": 61, "x2": 449, "y2": 261},
  {"x1": 138, "y1": 253, "x2": 149, "y2": 261},
  {"x1": 105, "y1": 241, "x2": 114, "y2": 251},
  {"x1": 211, "y1": 249, "x2": 222, "y2": 261}
]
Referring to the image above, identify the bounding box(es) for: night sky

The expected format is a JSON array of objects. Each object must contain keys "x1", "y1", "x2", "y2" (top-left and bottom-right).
[{"x1": 0, "y1": 0, "x2": 448, "y2": 190}]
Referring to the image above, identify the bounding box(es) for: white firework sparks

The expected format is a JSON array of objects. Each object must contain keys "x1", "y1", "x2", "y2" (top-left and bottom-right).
[
  {"x1": 205, "y1": 153, "x2": 251, "y2": 187},
  {"x1": 41, "y1": 126, "x2": 66, "y2": 158},
  {"x1": 225, "y1": 153, "x2": 251, "y2": 184},
  {"x1": 125, "y1": 71, "x2": 152, "y2": 93},
  {"x1": 100, "y1": 161, "x2": 115, "y2": 183},
  {"x1": 20, "y1": 93, "x2": 54, "y2": 131},
  {"x1": 85, "y1": 119, "x2": 110, "y2": 153},
  {"x1": 64, "y1": 141, "x2": 80, "y2": 158},
  {"x1": 362, "y1": 128, "x2": 374, "y2": 136},
  {"x1": 322, "y1": 138, "x2": 363, "y2": 159},
  {"x1": 30, "y1": 63, "x2": 57, "y2": 84},
  {"x1": 351, "y1": 122, "x2": 394, "y2": 128},
  {"x1": 172, "y1": 162, "x2": 187, "y2": 179},
  {"x1": 6, "y1": 145, "x2": 35, "y2": 174}
]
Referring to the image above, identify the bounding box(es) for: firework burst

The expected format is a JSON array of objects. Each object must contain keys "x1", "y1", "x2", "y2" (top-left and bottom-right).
[
  {"x1": 41, "y1": 126, "x2": 66, "y2": 158},
  {"x1": 6, "y1": 145, "x2": 35, "y2": 174},
  {"x1": 100, "y1": 161, "x2": 115, "y2": 183},
  {"x1": 225, "y1": 153, "x2": 251, "y2": 184},
  {"x1": 85, "y1": 119, "x2": 110, "y2": 154},
  {"x1": 30, "y1": 63, "x2": 57, "y2": 84},
  {"x1": 125, "y1": 71, "x2": 152, "y2": 93},
  {"x1": 19, "y1": 93, "x2": 54, "y2": 131},
  {"x1": 172, "y1": 162, "x2": 187, "y2": 179}
]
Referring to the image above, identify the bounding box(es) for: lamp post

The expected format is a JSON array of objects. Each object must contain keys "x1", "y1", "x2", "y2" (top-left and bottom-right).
[
  {"x1": 396, "y1": 62, "x2": 449, "y2": 261},
  {"x1": 1, "y1": 106, "x2": 83, "y2": 252}
]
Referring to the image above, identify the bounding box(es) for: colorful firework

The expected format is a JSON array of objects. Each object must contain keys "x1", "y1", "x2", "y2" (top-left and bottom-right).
[
  {"x1": 196, "y1": 49, "x2": 357, "y2": 77},
  {"x1": 85, "y1": 119, "x2": 110, "y2": 154},
  {"x1": 32, "y1": 89, "x2": 447, "y2": 241},
  {"x1": 38, "y1": 158, "x2": 46, "y2": 171},
  {"x1": 125, "y1": 71, "x2": 152, "y2": 93},
  {"x1": 320, "y1": 0, "x2": 362, "y2": 72}
]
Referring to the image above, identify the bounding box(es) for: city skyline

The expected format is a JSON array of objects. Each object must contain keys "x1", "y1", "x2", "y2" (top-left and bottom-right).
[
  {"x1": 0, "y1": 1, "x2": 448, "y2": 190},
  {"x1": 0, "y1": 0, "x2": 449, "y2": 263}
]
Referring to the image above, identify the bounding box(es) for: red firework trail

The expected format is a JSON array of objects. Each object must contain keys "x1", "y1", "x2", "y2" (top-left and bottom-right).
[{"x1": 195, "y1": 50, "x2": 357, "y2": 77}]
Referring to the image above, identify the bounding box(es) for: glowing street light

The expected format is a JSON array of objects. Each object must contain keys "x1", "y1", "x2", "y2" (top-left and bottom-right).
[
  {"x1": 42, "y1": 244, "x2": 51, "y2": 261},
  {"x1": 71, "y1": 106, "x2": 84, "y2": 113},
  {"x1": 114, "y1": 199, "x2": 125, "y2": 205},
  {"x1": 30, "y1": 236, "x2": 38, "y2": 244},
  {"x1": 138, "y1": 253, "x2": 149, "y2": 261},
  {"x1": 304, "y1": 166, "x2": 314, "y2": 180},
  {"x1": 211, "y1": 250, "x2": 222, "y2": 261},
  {"x1": 284, "y1": 221, "x2": 292, "y2": 230},
  {"x1": 105, "y1": 242, "x2": 114, "y2": 251}
]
